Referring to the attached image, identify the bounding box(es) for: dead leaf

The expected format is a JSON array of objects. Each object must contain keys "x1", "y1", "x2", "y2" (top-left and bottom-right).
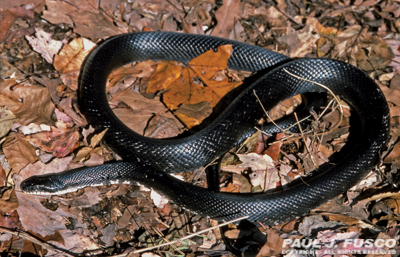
[
  {"x1": 355, "y1": 34, "x2": 394, "y2": 71},
  {"x1": 0, "y1": 107, "x2": 17, "y2": 139},
  {"x1": 0, "y1": 189, "x2": 20, "y2": 214},
  {"x1": 175, "y1": 102, "x2": 212, "y2": 121},
  {"x1": 0, "y1": 79, "x2": 55, "y2": 126},
  {"x1": 3, "y1": 132, "x2": 39, "y2": 173},
  {"x1": 53, "y1": 37, "x2": 96, "y2": 90},
  {"x1": 111, "y1": 90, "x2": 180, "y2": 135},
  {"x1": 224, "y1": 153, "x2": 275, "y2": 173},
  {"x1": 162, "y1": 68, "x2": 220, "y2": 110},
  {"x1": 211, "y1": 0, "x2": 241, "y2": 38},
  {"x1": 277, "y1": 22, "x2": 319, "y2": 58},
  {"x1": 257, "y1": 229, "x2": 284, "y2": 256},
  {"x1": 0, "y1": 209, "x2": 20, "y2": 230},
  {"x1": 143, "y1": 45, "x2": 243, "y2": 128},
  {"x1": 144, "y1": 111, "x2": 184, "y2": 138},
  {"x1": 147, "y1": 61, "x2": 183, "y2": 93},
  {"x1": 41, "y1": 0, "x2": 76, "y2": 24},
  {"x1": 70, "y1": 10, "x2": 128, "y2": 39},
  {"x1": 25, "y1": 28, "x2": 63, "y2": 64},
  {"x1": 0, "y1": 10, "x2": 16, "y2": 42},
  {"x1": 26, "y1": 126, "x2": 80, "y2": 158}
]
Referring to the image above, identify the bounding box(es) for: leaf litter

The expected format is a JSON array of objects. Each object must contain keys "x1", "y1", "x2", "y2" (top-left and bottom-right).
[{"x1": 0, "y1": 0, "x2": 400, "y2": 256}]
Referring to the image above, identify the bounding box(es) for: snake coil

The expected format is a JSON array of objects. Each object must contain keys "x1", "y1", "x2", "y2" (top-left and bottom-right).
[{"x1": 21, "y1": 32, "x2": 390, "y2": 226}]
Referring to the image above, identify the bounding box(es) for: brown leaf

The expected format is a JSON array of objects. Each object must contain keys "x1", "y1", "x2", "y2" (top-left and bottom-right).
[
  {"x1": 26, "y1": 126, "x2": 80, "y2": 158},
  {"x1": 111, "y1": 90, "x2": 173, "y2": 135},
  {"x1": 54, "y1": 38, "x2": 96, "y2": 91},
  {"x1": 59, "y1": 94, "x2": 87, "y2": 127},
  {"x1": 0, "y1": 107, "x2": 17, "y2": 139},
  {"x1": 69, "y1": 10, "x2": 128, "y2": 39},
  {"x1": 0, "y1": 80, "x2": 55, "y2": 126},
  {"x1": 0, "y1": 10, "x2": 16, "y2": 42},
  {"x1": 211, "y1": 0, "x2": 241, "y2": 38},
  {"x1": 0, "y1": 209, "x2": 20, "y2": 229},
  {"x1": 256, "y1": 229, "x2": 284, "y2": 256},
  {"x1": 277, "y1": 23, "x2": 319, "y2": 58},
  {"x1": 41, "y1": 0, "x2": 76, "y2": 24},
  {"x1": 3, "y1": 132, "x2": 39, "y2": 173},
  {"x1": 356, "y1": 35, "x2": 394, "y2": 71},
  {"x1": 175, "y1": 102, "x2": 212, "y2": 121},
  {"x1": 263, "y1": 133, "x2": 286, "y2": 161},
  {"x1": 189, "y1": 45, "x2": 242, "y2": 98},
  {"x1": 144, "y1": 111, "x2": 184, "y2": 138},
  {"x1": 144, "y1": 45, "x2": 242, "y2": 128},
  {"x1": 0, "y1": 190, "x2": 20, "y2": 214},
  {"x1": 164, "y1": 45, "x2": 240, "y2": 125}
]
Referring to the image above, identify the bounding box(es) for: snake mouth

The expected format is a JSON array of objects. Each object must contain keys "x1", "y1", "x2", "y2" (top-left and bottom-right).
[{"x1": 20, "y1": 175, "x2": 66, "y2": 195}]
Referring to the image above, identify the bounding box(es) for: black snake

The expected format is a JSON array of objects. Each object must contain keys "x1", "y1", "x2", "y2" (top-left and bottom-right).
[{"x1": 21, "y1": 32, "x2": 390, "y2": 226}]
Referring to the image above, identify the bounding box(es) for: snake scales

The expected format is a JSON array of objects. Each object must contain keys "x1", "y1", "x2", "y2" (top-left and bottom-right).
[{"x1": 21, "y1": 32, "x2": 390, "y2": 226}]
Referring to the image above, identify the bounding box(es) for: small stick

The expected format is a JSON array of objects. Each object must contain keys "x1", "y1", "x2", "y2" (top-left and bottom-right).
[{"x1": 132, "y1": 215, "x2": 249, "y2": 254}]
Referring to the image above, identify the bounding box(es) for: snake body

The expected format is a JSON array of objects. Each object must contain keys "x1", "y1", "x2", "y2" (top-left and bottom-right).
[{"x1": 21, "y1": 32, "x2": 390, "y2": 226}]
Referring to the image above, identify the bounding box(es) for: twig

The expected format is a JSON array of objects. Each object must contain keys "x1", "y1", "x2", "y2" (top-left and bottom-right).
[
  {"x1": 152, "y1": 227, "x2": 185, "y2": 256},
  {"x1": 282, "y1": 68, "x2": 343, "y2": 126},
  {"x1": 0, "y1": 227, "x2": 73, "y2": 256},
  {"x1": 294, "y1": 112, "x2": 317, "y2": 169},
  {"x1": 253, "y1": 90, "x2": 314, "y2": 136},
  {"x1": 262, "y1": 0, "x2": 303, "y2": 26},
  {"x1": 132, "y1": 215, "x2": 249, "y2": 254}
]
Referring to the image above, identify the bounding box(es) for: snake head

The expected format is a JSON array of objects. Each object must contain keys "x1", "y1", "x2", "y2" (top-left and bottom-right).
[{"x1": 20, "y1": 174, "x2": 67, "y2": 195}]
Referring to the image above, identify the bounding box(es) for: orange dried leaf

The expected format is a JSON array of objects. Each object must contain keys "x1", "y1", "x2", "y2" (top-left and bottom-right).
[
  {"x1": 147, "y1": 61, "x2": 183, "y2": 93},
  {"x1": 175, "y1": 112, "x2": 202, "y2": 128},
  {"x1": 162, "y1": 68, "x2": 220, "y2": 110},
  {"x1": 189, "y1": 44, "x2": 232, "y2": 78}
]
